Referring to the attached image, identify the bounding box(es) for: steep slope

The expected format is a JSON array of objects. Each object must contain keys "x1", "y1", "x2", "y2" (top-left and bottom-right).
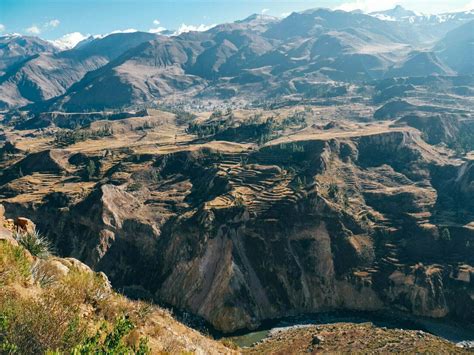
[
  {"x1": 49, "y1": 37, "x2": 207, "y2": 111},
  {"x1": 3, "y1": 8, "x2": 473, "y2": 112},
  {"x1": 2, "y1": 126, "x2": 472, "y2": 333},
  {"x1": 370, "y1": 6, "x2": 474, "y2": 42},
  {"x1": 370, "y1": 5, "x2": 419, "y2": 21},
  {"x1": 264, "y1": 8, "x2": 406, "y2": 43},
  {"x1": 435, "y1": 20, "x2": 474, "y2": 74},
  {"x1": 0, "y1": 35, "x2": 58, "y2": 76},
  {"x1": 387, "y1": 51, "x2": 454, "y2": 77},
  {"x1": 41, "y1": 9, "x2": 417, "y2": 111},
  {"x1": 0, "y1": 32, "x2": 158, "y2": 109},
  {"x1": 0, "y1": 205, "x2": 234, "y2": 354}
]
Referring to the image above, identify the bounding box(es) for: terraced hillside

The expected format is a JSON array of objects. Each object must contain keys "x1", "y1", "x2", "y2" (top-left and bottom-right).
[{"x1": 0, "y1": 100, "x2": 472, "y2": 334}]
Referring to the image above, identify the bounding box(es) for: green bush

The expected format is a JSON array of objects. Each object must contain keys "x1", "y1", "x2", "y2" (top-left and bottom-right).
[{"x1": 73, "y1": 316, "x2": 150, "y2": 355}]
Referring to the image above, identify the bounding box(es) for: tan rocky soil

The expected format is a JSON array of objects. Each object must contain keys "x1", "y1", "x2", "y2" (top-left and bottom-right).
[{"x1": 244, "y1": 323, "x2": 469, "y2": 354}]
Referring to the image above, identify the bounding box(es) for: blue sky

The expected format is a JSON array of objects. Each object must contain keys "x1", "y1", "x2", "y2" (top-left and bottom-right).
[{"x1": 1, "y1": 0, "x2": 473, "y2": 42}]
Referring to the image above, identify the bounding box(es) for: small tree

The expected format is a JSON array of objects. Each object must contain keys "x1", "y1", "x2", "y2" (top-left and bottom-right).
[
  {"x1": 440, "y1": 228, "x2": 451, "y2": 242},
  {"x1": 328, "y1": 183, "x2": 339, "y2": 199},
  {"x1": 86, "y1": 161, "x2": 97, "y2": 180}
]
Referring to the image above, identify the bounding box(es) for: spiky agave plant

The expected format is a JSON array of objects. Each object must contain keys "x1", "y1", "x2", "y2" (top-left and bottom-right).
[{"x1": 13, "y1": 229, "x2": 52, "y2": 259}]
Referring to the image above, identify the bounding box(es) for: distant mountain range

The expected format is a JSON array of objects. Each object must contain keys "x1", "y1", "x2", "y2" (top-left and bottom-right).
[
  {"x1": 0, "y1": 6, "x2": 473, "y2": 111},
  {"x1": 370, "y1": 5, "x2": 474, "y2": 25}
]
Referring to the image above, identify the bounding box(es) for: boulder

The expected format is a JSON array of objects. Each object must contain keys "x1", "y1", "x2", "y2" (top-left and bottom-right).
[
  {"x1": 14, "y1": 217, "x2": 36, "y2": 234},
  {"x1": 33, "y1": 258, "x2": 71, "y2": 282}
]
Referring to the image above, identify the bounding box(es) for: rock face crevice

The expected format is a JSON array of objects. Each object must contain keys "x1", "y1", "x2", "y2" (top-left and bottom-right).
[{"x1": 1, "y1": 131, "x2": 473, "y2": 333}]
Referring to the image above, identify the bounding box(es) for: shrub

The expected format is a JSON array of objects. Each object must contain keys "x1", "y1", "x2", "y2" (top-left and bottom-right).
[
  {"x1": 221, "y1": 338, "x2": 239, "y2": 350},
  {"x1": 13, "y1": 229, "x2": 52, "y2": 259},
  {"x1": 86, "y1": 160, "x2": 97, "y2": 180},
  {"x1": 0, "y1": 244, "x2": 150, "y2": 354},
  {"x1": 0, "y1": 313, "x2": 18, "y2": 353},
  {"x1": 0, "y1": 242, "x2": 31, "y2": 286},
  {"x1": 73, "y1": 316, "x2": 150, "y2": 354},
  {"x1": 127, "y1": 182, "x2": 143, "y2": 192},
  {"x1": 0, "y1": 289, "x2": 87, "y2": 354},
  {"x1": 59, "y1": 269, "x2": 111, "y2": 308},
  {"x1": 328, "y1": 183, "x2": 340, "y2": 199},
  {"x1": 31, "y1": 261, "x2": 57, "y2": 288},
  {"x1": 0, "y1": 269, "x2": 143, "y2": 354},
  {"x1": 440, "y1": 228, "x2": 451, "y2": 242}
]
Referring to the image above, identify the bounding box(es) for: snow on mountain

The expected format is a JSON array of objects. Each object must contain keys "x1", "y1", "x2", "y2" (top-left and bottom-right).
[
  {"x1": 370, "y1": 5, "x2": 474, "y2": 25},
  {"x1": 49, "y1": 32, "x2": 89, "y2": 50}
]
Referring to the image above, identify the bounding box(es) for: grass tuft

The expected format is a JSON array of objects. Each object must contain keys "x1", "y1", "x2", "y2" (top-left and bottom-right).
[{"x1": 13, "y1": 229, "x2": 53, "y2": 259}]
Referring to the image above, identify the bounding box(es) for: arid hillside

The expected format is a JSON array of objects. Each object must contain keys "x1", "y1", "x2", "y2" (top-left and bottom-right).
[{"x1": 0, "y1": 205, "x2": 235, "y2": 354}]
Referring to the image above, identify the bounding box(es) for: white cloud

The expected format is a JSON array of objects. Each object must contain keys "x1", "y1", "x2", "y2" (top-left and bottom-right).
[
  {"x1": 173, "y1": 23, "x2": 215, "y2": 36},
  {"x1": 0, "y1": 24, "x2": 5, "y2": 33},
  {"x1": 149, "y1": 26, "x2": 167, "y2": 34},
  {"x1": 149, "y1": 19, "x2": 166, "y2": 34},
  {"x1": 25, "y1": 19, "x2": 61, "y2": 36},
  {"x1": 46, "y1": 19, "x2": 60, "y2": 28},
  {"x1": 108, "y1": 28, "x2": 138, "y2": 35},
  {"x1": 280, "y1": 12, "x2": 292, "y2": 18},
  {"x1": 50, "y1": 32, "x2": 88, "y2": 50},
  {"x1": 261, "y1": 8, "x2": 270, "y2": 14},
  {"x1": 26, "y1": 25, "x2": 41, "y2": 35},
  {"x1": 335, "y1": 0, "x2": 398, "y2": 13}
]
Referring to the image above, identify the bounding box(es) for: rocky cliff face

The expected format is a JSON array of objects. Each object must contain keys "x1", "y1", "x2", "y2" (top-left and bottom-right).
[
  {"x1": 0, "y1": 204, "x2": 236, "y2": 354},
  {"x1": 2, "y1": 129, "x2": 472, "y2": 333}
]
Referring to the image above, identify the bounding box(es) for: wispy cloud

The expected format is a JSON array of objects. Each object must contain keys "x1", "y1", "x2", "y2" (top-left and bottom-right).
[
  {"x1": 153, "y1": 19, "x2": 161, "y2": 25},
  {"x1": 45, "y1": 19, "x2": 60, "y2": 28},
  {"x1": 26, "y1": 25, "x2": 41, "y2": 35},
  {"x1": 0, "y1": 24, "x2": 5, "y2": 33},
  {"x1": 261, "y1": 8, "x2": 270, "y2": 14},
  {"x1": 173, "y1": 23, "x2": 215, "y2": 36}
]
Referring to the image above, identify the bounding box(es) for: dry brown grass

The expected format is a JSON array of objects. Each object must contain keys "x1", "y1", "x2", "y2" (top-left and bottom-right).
[
  {"x1": 0, "y1": 236, "x2": 235, "y2": 354},
  {"x1": 0, "y1": 240, "x2": 31, "y2": 286}
]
